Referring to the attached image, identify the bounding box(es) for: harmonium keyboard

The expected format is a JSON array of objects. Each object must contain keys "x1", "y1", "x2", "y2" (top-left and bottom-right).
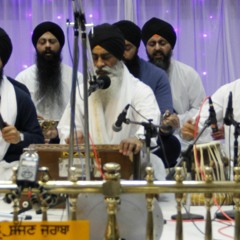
[{"x1": 29, "y1": 144, "x2": 140, "y2": 180}]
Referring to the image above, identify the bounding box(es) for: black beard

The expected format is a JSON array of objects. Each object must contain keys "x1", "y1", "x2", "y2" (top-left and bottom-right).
[
  {"x1": 147, "y1": 49, "x2": 172, "y2": 71},
  {"x1": 123, "y1": 54, "x2": 140, "y2": 79},
  {"x1": 0, "y1": 67, "x2": 3, "y2": 85},
  {"x1": 35, "y1": 51, "x2": 63, "y2": 109}
]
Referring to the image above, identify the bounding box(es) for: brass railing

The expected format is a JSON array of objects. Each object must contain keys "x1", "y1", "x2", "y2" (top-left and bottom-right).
[{"x1": 1, "y1": 165, "x2": 240, "y2": 240}]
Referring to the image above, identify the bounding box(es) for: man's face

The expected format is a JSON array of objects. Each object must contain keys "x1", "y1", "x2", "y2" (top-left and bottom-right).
[
  {"x1": 146, "y1": 34, "x2": 172, "y2": 70},
  {"x1": 35, "y1": 35, "x2": 62, "y2": 107},
  {"x1": 123, "y1": 40, "x2": 137, "y2": 61},
  {"x1": 92, "y1": 45, "x2": 118, "y2": 76},
  {"x1": 36, "y1": 32, "x2": 61, "y2": 60}
]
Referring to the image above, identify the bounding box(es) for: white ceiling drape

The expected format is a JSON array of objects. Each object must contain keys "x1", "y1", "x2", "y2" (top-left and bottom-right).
[{"x1": 1, "y1": 0, "x2": 240, "y2": 95}]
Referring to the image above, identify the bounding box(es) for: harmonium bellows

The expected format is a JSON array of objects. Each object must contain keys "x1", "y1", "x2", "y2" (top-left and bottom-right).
[{"x1": 29, "y1": 144, "x2": 140, "y2": 180}]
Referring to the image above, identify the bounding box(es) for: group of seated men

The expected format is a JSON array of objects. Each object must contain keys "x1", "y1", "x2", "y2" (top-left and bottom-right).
[{"x1": 0, "y1": 17, "x2": 235, "y2": 181}]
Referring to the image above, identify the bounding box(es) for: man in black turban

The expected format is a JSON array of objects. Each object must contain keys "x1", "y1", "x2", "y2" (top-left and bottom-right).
[
  {"x1": 88, "y1": 23, "x2": 126, "y2": 82},
  {"x1": 113, "y1": 20, "x2": 181, "y2": 168},
  {"x1": 89, "y1": 23, "x2": 125, "y2": 60},
  {"x1": 0, "y1": 27, "x2": 44, "y2": 175},
  {"x1": 113, "y1": 20, "x2": 173, "y2": 113},
  {"x1": 58, "y1": 23, "x2": 167, "y2": 180},
  {"x1": 0, "y1": 27, "x2": 12, "y2": 83},
  {"x1": 141, "y1": 17, "x2": 206, "y2": 153},
  {"x1": 0, "y1": 28, "x2": 12, "y2": 69},
  {"x1": 31, "y1": 21, "x2": 65, "y2": 49},
  {"x1": 142, "y1": 17, "x2": 176, "y2": 70},
  {"x1": 15, "y1": 21, "x2": 82, "y2": 143}
]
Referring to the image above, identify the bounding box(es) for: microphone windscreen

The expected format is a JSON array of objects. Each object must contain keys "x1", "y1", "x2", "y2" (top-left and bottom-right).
[
  {"x1": 112, "y1": 124, "x2": 122, "y2": 132},
  {"x1": 97, "y1": 75, "x2": 111, "y2": 89}
]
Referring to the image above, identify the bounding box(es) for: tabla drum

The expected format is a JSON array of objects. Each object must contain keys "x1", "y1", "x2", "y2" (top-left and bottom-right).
[
  {"x1": 76, "y1": 193, "x2": 164, "y2": 240},
  {"x1": 191, "y1": 141, "x2": 232, "y2": 206}
]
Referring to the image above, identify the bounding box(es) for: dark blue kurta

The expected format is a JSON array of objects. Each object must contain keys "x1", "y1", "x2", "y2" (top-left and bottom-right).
[
  {"x1": 138, "y1": 57, "x2": 173, "y2": 113},
  {"x1": 4, "y1": 78, "x2": 44, "y2": 162}
]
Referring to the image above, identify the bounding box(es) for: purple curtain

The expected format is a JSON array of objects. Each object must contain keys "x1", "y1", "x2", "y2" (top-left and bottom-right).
[{"x1": 1, "y1": 0, "x2": 240, "y2": 95}]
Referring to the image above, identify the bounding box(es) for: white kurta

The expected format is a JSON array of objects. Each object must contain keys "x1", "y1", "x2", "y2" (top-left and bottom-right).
[
  {"x1": 168, "y1": 59, "x2": 206, "y2": 127},
  {"x1": 58, "y1": 63, "x2": 165, "y2": 180},
  {"x1": 15, "y1": 63, "x2": 83, "y2": 120},
  {"x1": 58, "y1": 63, "x2": 160, "y2": 145},
  {"x1": 195, "y1": 79, "x2": 240, "y2": 160}
]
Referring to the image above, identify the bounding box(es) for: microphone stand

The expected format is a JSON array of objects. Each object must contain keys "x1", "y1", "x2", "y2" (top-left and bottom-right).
[
  {"x1": 68, "y1": 7, "x2": 79, "y2": 179},
  {"x1": 69, "y1": 0, "x2": 91, "y2": 180},
  {"x1": 216, "y1": 120, "x2": 240, "y2": 220},
  {"x1": 169, "y1": 119, "x2": 213, "y2": 220},
  {"x1": 233, "y1": 122, "x2": 240, "y2": 167},
  {"x1": 78, "y1": 1, "x2": 91, "y2": 180}
]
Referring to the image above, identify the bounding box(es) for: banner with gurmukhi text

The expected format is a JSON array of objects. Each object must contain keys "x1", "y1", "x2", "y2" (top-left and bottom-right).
[{"x1": 0, "y1": 221, "x2": 89, "y2": 239}]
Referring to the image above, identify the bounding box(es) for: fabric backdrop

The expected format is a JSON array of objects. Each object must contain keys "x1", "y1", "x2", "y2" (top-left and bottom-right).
[{"x1": 1, "y1": 0, "x2": 240, "y2": 96}]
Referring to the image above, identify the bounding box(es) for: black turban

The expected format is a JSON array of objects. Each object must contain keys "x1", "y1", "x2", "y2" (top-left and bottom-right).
[
  {"x1": 32, "y1": 21, "x2": 65, "y2": 49},
  {"x1": 89, "y1": 23, "x2": 125, "y2": 60},
  {"x1": 113, "y1": 20, "x2": 141, "y2": 49},
  {"x1": 0, "y1": 27, "x2": 12, "y2": 67},
  {"x1": 142, "y1": 17, "x2": 177, "y2": 49}
]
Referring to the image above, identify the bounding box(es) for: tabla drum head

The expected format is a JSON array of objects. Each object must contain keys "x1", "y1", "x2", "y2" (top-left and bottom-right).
[{"x1": 76, "y1": 193, "x2": 164, "y2": 240}]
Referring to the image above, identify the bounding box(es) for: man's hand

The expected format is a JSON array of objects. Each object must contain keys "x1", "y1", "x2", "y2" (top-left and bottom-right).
[
  {"x1": 43, "y1": 129, "x2": 58, "y2": 140},
  {"x1": 211, "y1": 124, "x2": 225, "y2": 140},
  {"x1": 119, "y1": 136, "x2": 143, "y2": 156},
  {"x1": 37, "y1": 114, "x2": 44, "y2": 120},
  {"x1": 65, "y1": 130, "x2": 84, "y2": 144},
  {"x1": 160, "y1": 110, "x2": 180, "y2": 134},
  {"x1": 38, "y1": 118, "x2": 59, "y2": 142},
  {"x1": 181, "y1": 119, "x2": 196, "y2": 141},
  {"x1": 1, "y1": 125, "x2": 22, "y2": 144}
]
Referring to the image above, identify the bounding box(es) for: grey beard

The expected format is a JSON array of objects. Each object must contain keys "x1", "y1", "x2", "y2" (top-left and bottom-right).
[
  {"x1": 92, "y1": 61, "x2": 124, "y2": 107},
  {"x1": 98, "y1": 61, "x2": 124, "y2": 79}
]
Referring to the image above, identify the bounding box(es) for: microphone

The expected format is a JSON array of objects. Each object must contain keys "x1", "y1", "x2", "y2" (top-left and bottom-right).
[
  {"x1": 112, "y1": 104, "x2": 130, "y2": 132},
  {"x1": 208, "y1": 97, "x2": 218, "y2": 133},
  {"x1": 224, "y1": 91, "x2": 233, "y2": 126},
  {"x1": 88, "y1": 75, "x2": 111, "y2": 96}
]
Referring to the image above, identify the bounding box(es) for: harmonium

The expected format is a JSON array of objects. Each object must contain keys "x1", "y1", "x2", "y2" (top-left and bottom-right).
[{"x1": 29, "y1": 144, "x2": 140, "y2": 180}]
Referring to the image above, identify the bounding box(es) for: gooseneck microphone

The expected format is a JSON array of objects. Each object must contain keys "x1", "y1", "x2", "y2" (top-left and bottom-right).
[
  {"x1": 224, "y1": 91, "x2": 233, "y2": 126},
  {"x1": 208, "y1": 97, "x2": 218, "y2": 133},
  {"x1": 112, "y1": 104, "x2": 130, "y2": 132},
  {"x1": 88, "y1": 75, "x2": 111, "y2": 96}
]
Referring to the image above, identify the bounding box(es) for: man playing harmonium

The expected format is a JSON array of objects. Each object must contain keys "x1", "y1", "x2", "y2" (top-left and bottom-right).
[{"x1": 58, "y1": 23, "x2": 167, "y2": 180}]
